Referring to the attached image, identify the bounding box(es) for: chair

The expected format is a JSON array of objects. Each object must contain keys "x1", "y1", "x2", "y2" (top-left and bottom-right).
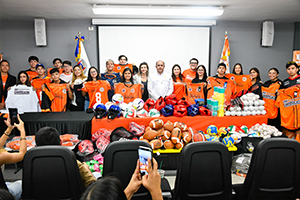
[
  {"x1": 0, "y1": 166, "x2": 8, "y2": 190},
  {"x1": 22, "y1": 146, "x2": 84, "y2": 200},
  {"x1": 233, "y1": 138, "x2": 300, "y2": 200},
  {"x1": 103, "y1": 140, "x2": 171, "y2": 200},
  {"x1": 173, "y1": 141, "x2": 232, "y2": 200}
]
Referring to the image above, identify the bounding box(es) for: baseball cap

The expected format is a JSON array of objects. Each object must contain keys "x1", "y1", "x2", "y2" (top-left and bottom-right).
[{"x1": 36, "y1": 63, "x2": 45, "y2": 69}]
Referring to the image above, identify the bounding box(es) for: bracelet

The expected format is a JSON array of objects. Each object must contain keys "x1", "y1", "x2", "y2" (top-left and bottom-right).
[
  {"x1": 20, "y1": 137, "x2": 26, "y2": 141},
  {"x1": 4, "y1": 132, "x2": 10, "y2": 136}
]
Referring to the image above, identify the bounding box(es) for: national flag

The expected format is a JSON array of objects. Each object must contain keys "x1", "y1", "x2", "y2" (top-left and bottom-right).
[
  {"x1": 75, "y1": 36, "x2": 91, "y2": 76},
  {"x1": 220, "y1": 33, "x2": 231, "y2": 73}
]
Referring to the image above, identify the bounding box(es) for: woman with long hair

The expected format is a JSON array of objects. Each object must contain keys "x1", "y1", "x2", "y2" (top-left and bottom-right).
[
  {"x1": 172, "y1": 64, "x2": 184, "y2": 83},
  {"x1": 69, "y1": 65, "x2": 87, "y2": 111},
  {"x1": 133, "y1": 62, "x2": 149, "y2": 102},
  {"x1": 249, "y1": 67, "x2": 264, "y2": 99},
  {"x1": 16, "y1": 71, "x2": 31, "y2": 86},
  {"x1": 192, "y1": 65, "x2": 208, "y2": 84}
]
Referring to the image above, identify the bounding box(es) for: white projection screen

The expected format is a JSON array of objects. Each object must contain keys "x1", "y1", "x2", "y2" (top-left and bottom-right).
[{"x1": 98, "y1": 26, "x2": 210, "y2": 75}]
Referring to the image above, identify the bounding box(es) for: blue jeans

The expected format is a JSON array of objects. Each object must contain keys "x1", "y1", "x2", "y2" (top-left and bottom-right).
[{"x1": 6, "y1": 180, "x2": 22, "y2": 200}]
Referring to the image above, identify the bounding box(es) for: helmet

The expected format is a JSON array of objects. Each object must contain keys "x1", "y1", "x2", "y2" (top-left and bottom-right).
[
  {"x1": 187, "y1": 104, "x2": 199, "y2": 116},
  {"x1": 105, "y1": 101, "x2": 114, "y2": 110},
  {"x1": 144, "y1": 98, "x2": 155, "y2": 112},
  {"x1": 165, "y1": 94, "x2": 177, "y2": 105},
  {"x1": 123, "y1": 107, "x2": 137, "y2": 118},
  {"x1": 155, "y1": 96, "x2": 166, "y2": 111},
  {"x1": 112, "y1": 94, "x2": 124, "y2": 105},
  {"x1": 93, "y1": 103, "x2": 106, "y2": 119},
  {"x1": 132, "y1": 98, "x2": 144, "y2": 110},
  {"x1": 173, "y1": 105, "x2": 187, "y2": 117},
  {"x1": 194, "y1": 98, "x2": 205, "y2": 107},
  {"x1": 177, "y1": 99, "x2": 191, "y2": 107},
  {"x1": 199, "y1": 106, "x2": 212, "y2": 116},
  {"x1": 161, "y1": 104, "x2": 174, "y2": 117},
  {"x1": 78, "y1": 140, "x2": 94, "y2": 155},
  {"x1": 148, "y1": 109, "x2": 161, "y2": 117},
  {"x1": 107, "y1": 105, "x2": 121, "y2": 120}
]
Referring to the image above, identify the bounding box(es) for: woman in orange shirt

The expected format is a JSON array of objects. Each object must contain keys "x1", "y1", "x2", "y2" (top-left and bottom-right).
[
  {"x1": 171, "y1": 64, "x2": 184, "y2": 83},
  {"x1": 171, "y1": 64, "x2": 186, "y2": 100}
]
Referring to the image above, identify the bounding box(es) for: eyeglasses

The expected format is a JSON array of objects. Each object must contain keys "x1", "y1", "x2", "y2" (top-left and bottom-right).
[
  {"x1": 90, "y1": 70, "x2": 97, "y2": 74},
  {"x1": 287, "y1": 61, "x2": 296, "y2": 65},
  {"x1": 190, "y1": 62, "x2": 198, "y2": 64}
]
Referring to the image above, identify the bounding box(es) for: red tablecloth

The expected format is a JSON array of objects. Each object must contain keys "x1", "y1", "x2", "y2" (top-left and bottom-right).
[{"x1": 92, "y1": 115, "x2": 268, "y2": 133}]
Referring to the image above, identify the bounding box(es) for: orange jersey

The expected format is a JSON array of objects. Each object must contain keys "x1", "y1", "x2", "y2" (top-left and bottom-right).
[
  {"x1": 26, "y1": 70, "x2": 38, "y2": 82},
  {"x1": 261, "y1": 82, "x2": 281, "y2": 119},
  {"x1": 115, "y1": 83, "x2": 142, "y2": 103},
  {"x1": 31, "y1": 77, "x2": 51, "y2": 105},
  {"x1": 207, "y1": 77, "x2": 237, "y2": 104},
  {"x1": 47, "y1": 68, "x2": 64, "y2": 77},
  {"x1": 114, "y1": 64, "x2": 133, "y2": 74},
  {"x1": 82, "y1": 80, "x2": 111, "y2": 108},
  {"x1": 1, "y1": 75, "x2": 7, "y2": 103},
  {"x1": 173, "y1": 83, "x2": 186, "y2": 100},
  {"x1": 43, "y1": 83, "x2": 68, "y2": 112},
  {"x1": 225, "y1": 74, "x2": 252, "y2": 94},
  {"x1": 186, "y1": 83, "x2": 205, "y2": 104},
  {"x1": 275, "y1": 86, "x2": 300, "y2": 130},
  {"x1": 182, "y1": 69, "x2": 196, "y2": 84}
]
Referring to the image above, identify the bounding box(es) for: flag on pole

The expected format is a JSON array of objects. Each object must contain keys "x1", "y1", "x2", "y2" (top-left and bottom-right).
[
  {"x1": 75, "y1": 35, "x2": 91, "y2": 76},
  {"x1": 220, "y1": 32, "x2": 231, "y2": 73}
]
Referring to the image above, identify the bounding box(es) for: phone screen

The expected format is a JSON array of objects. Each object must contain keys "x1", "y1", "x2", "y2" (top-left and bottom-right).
[
  {"x1": 138, "y1": 146, "x2": 152, "y2": 176},
  {"x1": 8, "y1": 108, "x2": 19, "y2": 125}
]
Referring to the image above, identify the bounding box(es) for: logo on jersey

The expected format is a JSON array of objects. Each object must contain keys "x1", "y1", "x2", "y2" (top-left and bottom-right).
[
  {"x1": 117, "y1": 66, "x2": 121, "y2": 70},
  {"x1": 230, "y1": 76, "x2": 235, "y2": 81},
  {"x1": 188, "y1": 88, "x2": 192, "y2": 92},
  {"x1": 297, "y1": 79, "x2": 300, "y2": 83},
  {"x1": 100, "y1": 87, "x2": 104, "y2": 92},
  {"x1": 197, "y1": 87, "x2": 202, "y2": 92},
  {"x1": 242, "y1": 77, "x2": 247, "y2": 82},
  {"x1": 131, "y1": 89, "x2": 135, "y2": 93},
  {"x1": 284, "y1": 81, "x2": 290, "y2": 86},
  {"x1": 122, "y1": 89, "x2": 126, "y2": 93},
  {"x1": 262, "y1": 91, "x2": 275, "y2": 100},
  {"x1": 62, "y1": 89, "x2": 67, "y2": 94},
  {"x1": 283, "y1": 97, "x2": 300, "y2": 107}
]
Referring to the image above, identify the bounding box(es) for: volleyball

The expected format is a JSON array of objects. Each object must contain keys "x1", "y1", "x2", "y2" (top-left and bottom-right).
[
  {"x1": 112, "y1": 94, "x2": 124, "y2": 105},
  {"x1": 206, "y1": 125, "x2": 218, "y2": 136}
]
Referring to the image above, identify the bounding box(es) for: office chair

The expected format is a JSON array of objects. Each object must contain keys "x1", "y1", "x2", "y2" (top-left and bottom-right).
[
  {"x1": 22, "y1": 146, "x2": 84, "y2": 200},
  {"x1": 103, "y1": 140, "x2": 171, "y2": 200},
  {"x1": 173, "y1": 141, "x2": 232, "y2": 200},
  {"x1": 0, "y1": 166, "x2": 8, "y2": 190},
  {"x1": 233, "y1": 138, "x2": 300, "y2": 200}
]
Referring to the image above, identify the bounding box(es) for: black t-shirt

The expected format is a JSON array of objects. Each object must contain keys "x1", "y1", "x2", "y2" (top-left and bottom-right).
[
  {"x1": 191, "y1": 78, "x2": 207, "y2": 83},
  {"x1": 249, "y1": 81, "x2": 264, "y2": 99},
  {"x1": 283, "y1": 75, "x2": 300, "y2": 88}
]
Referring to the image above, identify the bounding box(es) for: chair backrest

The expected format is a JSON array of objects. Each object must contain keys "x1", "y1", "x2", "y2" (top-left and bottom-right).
[
  {"x1": 173, "y1": 142, "x2": 232, "y2": 200},
  {"x1": 22, "y1": 146, "x2": 84, "y2": 200},
  {"x1": 0, "y1": 166, "x2": 8, "y2": 190},
  {"x1": 103, "y1": 140, "x2": 152, "y2": 200},
  {"x1": 240, "y1": 138, "x2": 300, "y2": 200}
]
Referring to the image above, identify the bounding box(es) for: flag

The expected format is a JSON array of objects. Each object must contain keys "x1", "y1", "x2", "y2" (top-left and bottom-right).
[
  {"x1": 75, "y1": 36, "x2": 91, "y2": 76},
  {"x1": 220, "y1": 33, "x2": 231, "y2": 73}
]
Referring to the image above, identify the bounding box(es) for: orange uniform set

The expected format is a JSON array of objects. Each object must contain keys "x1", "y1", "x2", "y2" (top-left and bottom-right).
[
  {"x1": 172, "y1": 83, "x2": 186, "y2": 100},
  {"x1": 1, "y1": 75, "x2": 7, "y2": 103},
  {"x1": 207, "y1": 77, "x2": 236, "y2": 104},
  {"x1": 186, "y1": 83, "x2": 206, "y2": 104},
  {"x1": 182, "y1": 69, "x2": 196, "y2": 83},
  {"x1": 261, "y1": 82, "x2": 281, "y2": 119},
  {"x1": 26, "y1": 70, "x2": 38, "y2": 82},
  {"x1": 225, "y1": 74, "x2": 252, "y2": 94},
  {"x1": 115, "y1": 83, "x2": 142, "y2": 103},
  {"x1": 81, "y1": 80, "x2": 111, "y2": 108},
  {"x1": 41, "y1": 83, "x2": 68, "y2": 112},
  {"x1": 113, "y1": 64, "x2": 133, "y2": 74},
  {"x1": 31, "y1": 77, "x2": 51, "y2": 105}
]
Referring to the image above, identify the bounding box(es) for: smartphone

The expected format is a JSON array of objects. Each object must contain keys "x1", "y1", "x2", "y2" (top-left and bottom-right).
[
  {"x1": 8, "y1": 108, "x2": 19, "y2": 125},
  {"x1": 138, "y1": 146, "x2": 152, "y2": 176}
]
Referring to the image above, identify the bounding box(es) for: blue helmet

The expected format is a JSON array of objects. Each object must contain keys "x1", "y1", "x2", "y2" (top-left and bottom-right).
[
  {"x1": 107, "y1": 105, "x2": 121, "y2": 120},
  {"x1": 161, "y1": 104, "x2": 174, "y2": 117},
  {"x1": 187, "y1": 104, "x2": 199, "y2": 116},
  {"x1": 93, "y1": 103, "x2": 106, "y2": 119}
]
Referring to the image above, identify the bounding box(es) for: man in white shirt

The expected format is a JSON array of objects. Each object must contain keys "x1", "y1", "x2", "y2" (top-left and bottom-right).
[
  {"x1": 148, "y1": 60, "x2": 173, "y2": 101},
  {"x1": 60, "y1": 60, "x2": 73, "y2": 83}
]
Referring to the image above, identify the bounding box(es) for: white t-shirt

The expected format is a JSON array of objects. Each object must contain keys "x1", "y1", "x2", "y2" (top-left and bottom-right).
[
  {"x1": 60, "y1": 73, "x2": 73, "y2": 83},
  {"x1": 5, "y1": 85, "x2": 41, "y2": 113}
]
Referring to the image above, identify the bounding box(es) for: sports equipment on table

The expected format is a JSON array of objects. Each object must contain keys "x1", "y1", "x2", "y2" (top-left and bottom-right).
[
  {"x1": 175, "y1": 141, "x2": 184, "y2": 149},
  {"x1": 163, "y1": 121, "x2": 174, "y2": 132},
  {"x1": 107, "y1": 105, "x2": 121, "y2": 120},
  {"x1": 187, "y1": 104, "x2": 199, "y2": 116},
  {"x1": 148, "y1": 109, "x2": 161, "y2": 117},
  {"x1": 149, "y1": 119, "x2": 164, "y2": 129},
  {"x1": 161, "y1": 130, "x2": 171, "y2": 140},
  {"x1": 93, "y1": 103, "x2": 107, "y2": 119},
  {"x1": 155, "y1": 96, "x2": 166, "y2": 111},
  {"x1": 112, "y1": 93, "x2": 124, "y2": 105},
  {"x1": 173, "y1": 105, "x2": 187, "y2": 117},
  {"x1": 136, "y1": 109, "x2": 148, "y2": 118},
  {"x1": 222, "y1": 136, "x2": 234, "y2": 147},
  {"x1": 150, "y1": 139, "x2": 163, "y2": 149},
  {"x1": 161, "y1": 104, "x2": 174, "y2": 117},
  {"x1": 78, "y1": 140, "x2": 94, "y2": 155},
  {"x1": 193, "y1": 132, "x2": 206, "y2": 142},
  {"x1": 218, "y1": 127, "x2": 229, "y2": 138},
  {"x1": 164, "y1": 140, "x2": 174, "y2": 149},
  {"x1": 171, "y1": 128, "x2": 182, "y2": 144},
  {"x1": 129, "y1": 122, "x2": 145, "y2": 137},
  {"x1": 198, "y1": 106, "x2": 211, "y2": 116},
  {"x1": 123, "y1": 106, "x2": 136, "y2": 118},
  {"x1": 182, "y1": 131, "x2": 192, "y2": 143},
  {"x1": 177, "y1": 99, "x2": 191, "y2": 107},
  {"x1": 231, "y1": 133, "x2": 242, "y2": 144},
  {"x1": 144, "y1": 98, "x2": 155, "y2": 112},
  {"x1": 105, "y1": 101, "x2": 114, "y2": 110},
  {"x1": 174, "y1": 121, "x2": 188, "y2": 132},
  {"x1": 206, "y1": 136, "x2": 219, "y2": 142},
  {"x1": 143, "y1": 130, "x2": 158, "y2": 141},
  {"x1": 165, "y1": 94, "x2": 178, "y2": 105},
  {"x1": 206, "y1": 125, "x2": 218, "y2": 136},
  {"x1": 132, "y1": 98, "x2": 144, "y2": 110}
]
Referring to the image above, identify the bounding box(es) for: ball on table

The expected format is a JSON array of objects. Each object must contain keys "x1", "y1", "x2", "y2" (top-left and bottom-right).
[
  {"x1": 206, "y1": 125, "x2": 218, "y2": 136},
  {"x1": 222, "y1": 136, "x2": 235, "y2": 147},
  {"x1": 218, "y1": 127, "x2": 229, "y2": 138}
]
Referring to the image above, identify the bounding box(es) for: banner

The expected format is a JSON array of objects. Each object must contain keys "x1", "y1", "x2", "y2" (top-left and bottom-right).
[
  {"x1": 220, "y1": 33, "x2": 230, "y2": 73},
  {"x1": 75, "y1": 36, "x2": 91, "y2": 76}
]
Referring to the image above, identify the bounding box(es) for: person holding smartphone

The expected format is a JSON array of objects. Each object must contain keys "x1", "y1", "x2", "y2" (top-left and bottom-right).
[
  {"x1": 1, "y1": 114, "x2": 26, "y2": 200},
  {"x1": 81, "y1": 158, "x2": 163, "y2": 200}
]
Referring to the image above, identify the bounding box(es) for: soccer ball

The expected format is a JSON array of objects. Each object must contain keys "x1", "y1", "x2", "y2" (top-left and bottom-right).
[
  {"x1": 222, "y1": 136, "x2": 235, "y2": 147},
  {"x1": 112, "y1": 94, "x2": 124, "y2": 105},
  {"x1": 123, "y1": 107, "x2": 137, "y2": 118},
  {"x1": 137, "y1": 109, "x2": 148, "y2": 118},
  {"x1": 148, "y1": 109, "x2": 160, "y2": 117},
  {"x1": 218, "y1": 127, "x2": 229, "y2": 138},
  {"x1": 231, "y1": 133, "x2": 242, "y2": 144},
  {"x1": 207, "y1": 136, "x2": 219, "y2": 142},
  {"x1": 105, "y1": 101, "x2": 114, "y2": 110},
  {"x1": 119, "y1": 102, "x2": 129, "y2": 114},
  {"x1": 206, "y1": 125, "x2": 218, "y2": 136},
  {"x1": 133, "y1": 98, "x2": 144, "y2": 110}
]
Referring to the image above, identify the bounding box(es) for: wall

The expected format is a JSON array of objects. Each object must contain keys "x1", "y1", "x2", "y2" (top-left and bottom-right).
[{"x1": 0, "y1": 19, "x2": 295, "y2": 81}]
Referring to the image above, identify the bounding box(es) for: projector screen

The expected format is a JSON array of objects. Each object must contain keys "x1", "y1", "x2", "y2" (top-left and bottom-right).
[{"x1": 98, "y1": 26, "x2": 210, "y2": 76}]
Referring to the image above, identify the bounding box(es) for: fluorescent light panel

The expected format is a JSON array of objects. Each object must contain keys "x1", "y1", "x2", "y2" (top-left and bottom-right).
[{"x1": 92, "y1": 4, "x2": 224, "y2": 18}]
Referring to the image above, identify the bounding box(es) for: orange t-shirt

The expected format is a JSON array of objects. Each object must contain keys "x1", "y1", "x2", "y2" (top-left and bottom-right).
[
  {"x1": 261, "y1": 82, "x2": 280, "y2": 119},
  {"x1": 115, "y1": 83, "x2": 142, "y2": 103},
  {"x1": 82, "y1": 80, "x2": 111, "y2": 108},
  {"x1": 186, "y1": 83, "x2": 205, "y2": 104},
  {"x1": 275, "y1": 86, "x2": 300, "y2": 130},
  {"x1": 114, "y1": 64, "x2": 133, "y2": 74},
  {"x1": 43, "y1": 83, "x2": 68, "y2": 112},
  {"x1": 31, "y1": 77, "x2": 51, "y2": 105},
  {"x1": 47, "y1": 68, "x2": 64, "y2": 77},
  {"x1": 225, "y1": 74, "x2": 252, "y2": 94},
  {"x1": 1, "y1": 75, "x2": 8, "y2": 103},
  {"x1": 207, "y1": 77, "x2": 237, "y2": 104},
  {"x1": 26, "y1": 71, "x2": 38, "y2": 82},
  {"x1": 173, "y1": 83, "x2": 186, "y2": 100},
  {"x1": 182, "y1": 69, "x2": 196, "y2": 84}
]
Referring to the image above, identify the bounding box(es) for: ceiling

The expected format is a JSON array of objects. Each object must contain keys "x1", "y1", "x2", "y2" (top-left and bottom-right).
[{"x1": 0, "y1": 0, "x2": 299, "y2": 22}]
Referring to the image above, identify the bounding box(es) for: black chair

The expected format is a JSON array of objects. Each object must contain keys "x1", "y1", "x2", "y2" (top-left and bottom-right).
[
  {"x1": 233, "y1": 138, "x2": 300, "y2": 200},
  {"x1": 0, "y1": 166, "x2": 8, "y2": 190},
  {"x1": 22, "y1": 146, "x2": 84, "y2": 200},
  {"x1": 173, "y1": 141, "x2": 232, "y2": 200},
  {"x1": 103, "y1": 140, "x2": 171, "y2": 200}
]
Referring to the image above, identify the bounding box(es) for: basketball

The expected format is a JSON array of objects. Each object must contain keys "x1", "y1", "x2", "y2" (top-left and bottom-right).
[
  {"x1": 163, "y1": 140, "x2": 174, "y2": 149},
  {"x1": 150, "y1": 139, "x2": 163, "y2": 149},
  {"x1": 206, "y1": 125, "x2": 218, "y2": 136},
  {"x1": 149, "y1": 119, "x2": 164, "y2": 130},
  {"x1": 193, "y1": 133, "x2": 206, "y2": 142},
  {"x1": 174, "y1": 121, "x2": 188, "y2": 132},
  {"x1": 163, "y1": 121, "x2": 174, "y2": 132},
  {"x1": 143, "y1": 130, "x2": 158, "y2": 141}
]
